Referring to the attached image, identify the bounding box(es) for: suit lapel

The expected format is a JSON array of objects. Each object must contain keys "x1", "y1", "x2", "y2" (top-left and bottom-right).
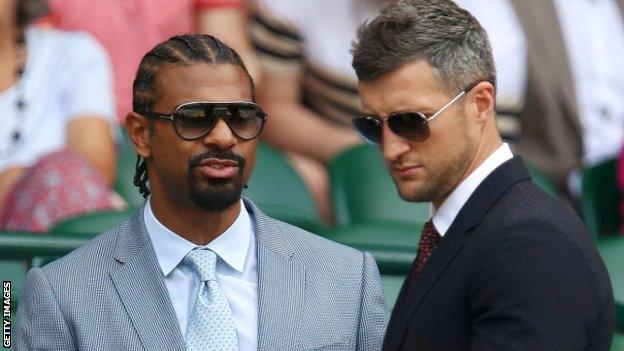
[
  {"x1": 384, "y1": 158, "x2": 531, "y2": 351},
  {"x1": 509, "y1": 0, "x2": 581, "y2": 134},
  {"x1": 246, "y1": 200, "x2": 306, "y2": 351},
  {"x1": 109, "y1": 207, "x2": 186, "y2": 351}
]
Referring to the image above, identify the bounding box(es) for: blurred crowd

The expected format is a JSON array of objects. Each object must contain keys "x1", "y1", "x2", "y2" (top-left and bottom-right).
[{"x1": 1, "y1": 0, "x2": 623, "y2": 231}]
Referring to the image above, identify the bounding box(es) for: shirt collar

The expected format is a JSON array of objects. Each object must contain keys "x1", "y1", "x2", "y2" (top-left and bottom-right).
[
  {"x1": 432, "y1": 143, "x2": 514, "y2": 236},
  {"x1": 144, "y1": 198, "x2": 252, "y2": 276}
]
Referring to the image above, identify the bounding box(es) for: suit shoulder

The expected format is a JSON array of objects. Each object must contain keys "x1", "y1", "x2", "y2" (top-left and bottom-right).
[
  {"x1": 39, "y1": 225, "x2": 120, "y2": 282},
  {"x1": 271, "y1": 219, "x2": 366, "y2": 269}
]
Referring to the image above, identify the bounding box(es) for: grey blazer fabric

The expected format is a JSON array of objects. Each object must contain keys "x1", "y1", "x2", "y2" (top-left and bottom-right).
[{"x1": 16, "y1": 199, "x2": 389, "y2": 350}]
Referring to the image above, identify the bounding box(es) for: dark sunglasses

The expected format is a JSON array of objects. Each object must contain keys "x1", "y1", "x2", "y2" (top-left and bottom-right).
[
  {"x1": 138, "y1": 101, "x2": 268, "y2": 141},
  {"x1": 352, "y1": 81, "x2": 485, "y2": 144}
]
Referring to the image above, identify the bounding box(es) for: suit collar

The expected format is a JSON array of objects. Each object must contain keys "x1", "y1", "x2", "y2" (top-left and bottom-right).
[
  {"x1": 384, "y1": 157, "x2": 531, "y2": 350},
  {"x1": 244, "y1": 199, "x2": 306, "y2": 351},
  {"x1": 111, "y1": 198, "x2": 305, "y2": 351},
  {"x1": 110, "y1": 204, "x2": 186, "y2": 351}
]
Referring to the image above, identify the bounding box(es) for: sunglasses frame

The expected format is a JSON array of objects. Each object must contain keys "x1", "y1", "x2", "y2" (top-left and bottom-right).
[
  {"x1": 353, "y1": 80, "x2": 487, "y2": 144},
  {"x1": 138, "y1": 101, "x2": 268, "y2": 141}
]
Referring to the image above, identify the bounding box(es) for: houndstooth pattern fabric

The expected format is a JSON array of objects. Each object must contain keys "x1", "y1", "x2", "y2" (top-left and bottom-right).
[
  {"x1": 184, "y1": 249, "x2": 239, "y2": 351},
  {"x1": 14, "y1": 198, "x2": 389, "y2": 350}
]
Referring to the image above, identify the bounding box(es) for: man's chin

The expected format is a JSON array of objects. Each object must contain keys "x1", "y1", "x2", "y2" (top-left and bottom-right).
[{"x1": 189, "y1": 183, "x2": 244, "y2": 211}]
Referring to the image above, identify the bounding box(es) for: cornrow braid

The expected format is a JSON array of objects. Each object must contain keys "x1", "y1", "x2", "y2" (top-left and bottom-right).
[{"x1": 131, "y1": 34, "x2": 255, "y2": 198}]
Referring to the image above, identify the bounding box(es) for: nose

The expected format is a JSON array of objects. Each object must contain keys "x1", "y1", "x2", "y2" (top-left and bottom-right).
[
  {"x1": 202, "y1": 117, "x2": 237, "y2": 150},
  {"x1": 380, "y1": 121, "x2": 410, "y2": 164}
]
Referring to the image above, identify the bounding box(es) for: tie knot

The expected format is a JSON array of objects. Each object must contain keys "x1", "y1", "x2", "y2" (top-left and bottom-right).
[
  {"x1": 421, "y1": 219, "x2": 440, "y2": 243},
  {"x1": 185, "y1": 249, "x2": 217, "y2": 282}
]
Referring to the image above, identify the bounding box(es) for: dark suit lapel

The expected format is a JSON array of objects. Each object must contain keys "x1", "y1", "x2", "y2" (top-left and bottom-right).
[
  {"x1": 246, "y1": 200, "x2": 306, "y2": 351},
  {"x1": 384, "y1": 157, "x2": 531, "y2": 351},
  {"x1": 109, "y1": 208, "x2": 186, "y2": 351},
  {"x1": 509, "y1": 0, "x2": 581, "y2": 133}
]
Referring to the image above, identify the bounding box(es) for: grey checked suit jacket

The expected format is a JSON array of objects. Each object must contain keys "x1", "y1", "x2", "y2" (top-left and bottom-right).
[{"x1": 15, "y1": 199, "x2": 389, "y2": 350}]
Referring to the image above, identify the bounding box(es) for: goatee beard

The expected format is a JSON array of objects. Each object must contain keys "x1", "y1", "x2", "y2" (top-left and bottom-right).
[{"x1": 187, "y1": 148, "x2": 246, "y2": 211}]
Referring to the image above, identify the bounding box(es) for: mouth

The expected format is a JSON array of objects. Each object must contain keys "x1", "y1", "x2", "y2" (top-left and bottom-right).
[
  {"x1": 392, "y1": 164, "x2": 423, "y2": 179},
  {"x1": 198, "y1": 158, "x2": 240, "y2": 179}
]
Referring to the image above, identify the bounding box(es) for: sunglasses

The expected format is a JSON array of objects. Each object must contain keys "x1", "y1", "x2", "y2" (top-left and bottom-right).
[
  {"x1": 352, "y1": 81, "x2": 484, "y2": 144},
  {"x1": 138, "y1": 101, "x2": 268, "y2": 141}
]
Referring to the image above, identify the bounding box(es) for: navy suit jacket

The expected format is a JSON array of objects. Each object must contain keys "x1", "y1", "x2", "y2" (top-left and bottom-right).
[{"x1": 383, "y1": 157, "x2": 615, "y2": 351}]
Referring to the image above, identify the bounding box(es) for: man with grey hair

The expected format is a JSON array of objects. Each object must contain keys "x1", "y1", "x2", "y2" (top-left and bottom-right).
[{"x1": 351, "y1": 0, "x2": 615, "y2": 349}]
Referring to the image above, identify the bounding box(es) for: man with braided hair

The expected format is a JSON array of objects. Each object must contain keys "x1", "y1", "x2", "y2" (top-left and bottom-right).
[{"x1": 16, "y1": 34, "x2": 389, "y2": 351}]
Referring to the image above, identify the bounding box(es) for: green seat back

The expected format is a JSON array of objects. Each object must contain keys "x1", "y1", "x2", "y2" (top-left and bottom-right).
[
  {"x1": 330, "y1": 145, "x2": 429, "y2": 227},
  {"x1": 612, "y1": 333, "x2": 624, "y2": 351},
  {"x1": 582, "y1": 159, "x2": 620, "y2": 237},
  {"x1": 324, "y1": 223, "x2": 420, "y2": 254},
  {"x1": 0, "y1": 260, "x2": 27, "y2": 312},
  {"x1": 381, "y1": 275, "x2": 406, "y2": 307},
  {"x1": 596, "y1": 235, "x2": 624, "y2": 332},
  {"x1": 114, "y1": 129, "x2": 146, "y2": 208},
  {"x1": 50, "y1": 210, "x2": 134, "y2": 237},
  {"x1": 526, "y1": 163, "x2": 559, "y2": 199},
  {"x1": 243, "y1": 143, "x2": 324, "y2": 233}
]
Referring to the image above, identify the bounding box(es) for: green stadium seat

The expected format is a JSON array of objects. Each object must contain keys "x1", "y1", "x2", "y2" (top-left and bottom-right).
[
  {"x1": 329, "y1": 144, "x2": 429, "y2": 227},
  {"x1": 581, "y1": 158, "x2": 620, "y2": 237},
  {"x1": 596, "y1": 235, "x2": 624, "y2": 333},
  {"x1": 526, "y1": 163, "x2": 560, "y2": 199},
  {"x1": 612, "y1": 333, "x2": 624, "y2": 351},
  {"x1": 381, "y1": 275, "x2": 406, "y2": 307},
  {"x1": 324, "y1": 222, "x2": 420, "y2": 254},
  {"x1": 50, "y1": 209, "x2": 135, "y2": 237},
  {"x1": 243, "y1": 143, "x2": 325, "y2": 234},
  {"x1": 0, "y1": 260, "x2": 27, "y2": 312},
  {"x1": 114, "y1": 129, "x2": 146, "y2": 208}
]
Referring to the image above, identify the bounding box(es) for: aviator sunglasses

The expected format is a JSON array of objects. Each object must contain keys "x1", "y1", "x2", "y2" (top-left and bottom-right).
[
  {"x1": 352, "y1": 80, "x2": 487, "y2": 144},
  {"x1": 138, "y1": 101, "x2": 268, "y2": 141}
]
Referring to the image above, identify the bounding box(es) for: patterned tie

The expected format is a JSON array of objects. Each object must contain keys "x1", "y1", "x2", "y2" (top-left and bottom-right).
[
  {"x1": 184, "y1": 249, "x2": 239, "y2": 351},
  {"x1": 411, "y1": 219, "x2": 441, "y2": 283}
]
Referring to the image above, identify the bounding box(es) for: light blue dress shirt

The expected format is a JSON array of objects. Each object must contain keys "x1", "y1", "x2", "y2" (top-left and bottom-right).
[{"x1": 144, "y1": 199, "x2": 258, "y2": 351}]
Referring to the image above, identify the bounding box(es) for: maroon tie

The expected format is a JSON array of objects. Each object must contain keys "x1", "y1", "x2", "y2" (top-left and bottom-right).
[{"x1": 411, "y1": 219, "x2": 441, "y2": 282}]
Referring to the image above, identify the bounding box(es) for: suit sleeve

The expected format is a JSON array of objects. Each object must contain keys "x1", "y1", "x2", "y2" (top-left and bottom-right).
[
  {"x1": 356, "y1": 251, "x2": 390, "y2": 351},
  {"x1": 469, "y1": 221, "x2": 614, "y2": 351},
  {"x1": 16, "y1": 267, "x2": 76, "y2": 350}
]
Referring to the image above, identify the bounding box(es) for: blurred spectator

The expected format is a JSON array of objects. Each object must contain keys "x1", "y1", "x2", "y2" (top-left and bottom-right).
[
  {"x1": 0, "y1": 0, "x2": 120, "y2": 231},
  {"x1": 619, "y1": 146, "x2": 624, "y2": 233},
  {"x1": 455, "y1": 0, "x2": 624, "y2": 199},
  {"x1": 47, "y1": 0, "x2": 259, "y2": 122},
  {"x1": 251, "y1": 0, "x2": 381, "y2": 223}
]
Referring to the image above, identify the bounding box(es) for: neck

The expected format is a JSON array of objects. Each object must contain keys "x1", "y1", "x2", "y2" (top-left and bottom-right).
[
  {"x1": 0, "y1": 25, "x2": 18, "y2": 92},
  {"x1": 149, "y1": 192, "x2": 242, "y2": 245},
  {"x1": 432, "y1": 128, "x2": 502, "y2": 208}
]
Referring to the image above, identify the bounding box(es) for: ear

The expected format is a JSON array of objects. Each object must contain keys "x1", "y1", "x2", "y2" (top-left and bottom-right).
[
  {"x1": 125, "y1": 112, "x2": 152, "y2": 159},
  {"x1": 471, "y1": 81, "x2": 496, "y2": 124}
]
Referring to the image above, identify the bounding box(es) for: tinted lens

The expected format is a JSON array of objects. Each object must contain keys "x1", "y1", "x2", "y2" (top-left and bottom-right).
[
  {"x1": 352, "y1": 117, "x2": 382, "y2": 144},
  {"x1": 387, "y1": 112, "x2": 429, "y2": 142},
  {"x1": 173, "y1": 104, "x2": 216, "y2": 140},
  {"x1": 226, "y1": 104, "x2": 265, "y2": 140}
]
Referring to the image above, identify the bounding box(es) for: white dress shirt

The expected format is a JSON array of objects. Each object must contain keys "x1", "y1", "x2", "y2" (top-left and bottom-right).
[
  {"x1": 432, "y1": 143, "x2": 514, "y2": 236},
  {"x1": 554, "y1": 0, "x2": 624, "y2": 166},
  {"x1": 144, "y1": 199, "x2": 258, "y2": 351}
]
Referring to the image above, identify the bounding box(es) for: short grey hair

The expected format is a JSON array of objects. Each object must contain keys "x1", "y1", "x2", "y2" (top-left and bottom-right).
[{"x1": 351, "y1": 0, "x2": 496, "y2": 94}]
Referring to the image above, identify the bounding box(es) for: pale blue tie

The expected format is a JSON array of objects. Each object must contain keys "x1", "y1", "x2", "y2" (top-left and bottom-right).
[{"x1": 184, "y1": 248, "x2": 239, "y2": 351}]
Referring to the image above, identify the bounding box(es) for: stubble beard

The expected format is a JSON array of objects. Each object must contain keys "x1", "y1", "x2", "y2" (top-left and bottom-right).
[{"x1": 397, "y1": 129, "x2": 476, "y2": 204}]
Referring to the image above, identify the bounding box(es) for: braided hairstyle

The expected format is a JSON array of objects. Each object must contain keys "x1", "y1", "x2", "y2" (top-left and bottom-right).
[{"x1": 131, "y1": 34, "x2": 255, "y2": 198}]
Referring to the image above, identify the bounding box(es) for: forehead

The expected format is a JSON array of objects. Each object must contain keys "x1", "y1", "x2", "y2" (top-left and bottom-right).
[
  {"x1": 358, "y1": 60, "x2": 447, "y2": 116},
  {"x1": 154, "y1": 63, "x2": 252, "y2": 110}
]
